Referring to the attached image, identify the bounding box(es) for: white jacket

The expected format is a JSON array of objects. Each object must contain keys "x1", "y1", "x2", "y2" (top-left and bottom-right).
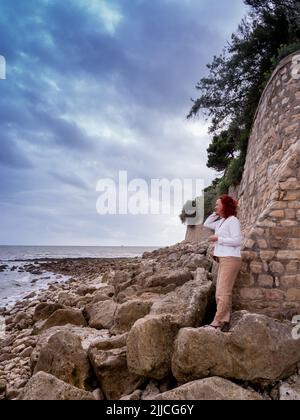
[{"x1": 203, "y1": 212, "x2": 242, "y2": 257}]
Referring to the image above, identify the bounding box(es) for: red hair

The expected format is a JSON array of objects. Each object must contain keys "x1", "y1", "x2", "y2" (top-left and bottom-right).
[{"x1": 219, "y1": 195, "x2": 239, "y2": 218}]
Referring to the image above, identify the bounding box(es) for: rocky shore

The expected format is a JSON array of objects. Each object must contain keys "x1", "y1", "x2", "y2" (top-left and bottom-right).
[{"x1": 0, "y1": 241, "x2": 299, "y2": 400}]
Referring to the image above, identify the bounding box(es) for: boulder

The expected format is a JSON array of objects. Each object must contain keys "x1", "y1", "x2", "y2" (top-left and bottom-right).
[
  {"x1": 20, "y1": 372, "x2": 95, "y2": 400},
  {"x1": 92, "y1": 388, "x2": 105, "y2": 400},
  {"x1": 279, "y1": 374, "x2": 300, "y2": 400},
  {"x1": 33, "y1": 331, "x2": 91, "y2": 389},
  {"x1": 150, "y1": 277, "x2": 212, "y2": 327},
  {"x1": 89, "y1": 332, "x2": 128, "y2": 350},
  {"x1": 111, "y1": 299, "x2": 154, "y2": 335},
  {"x1": 144, "y1": 269, "x2": 192, "y2": 289},
  {"x1": 13, "y1": 312, "x2": 33, "y2": 330},
  {"x1": 33, "y1": 309, "x2": 87, "y2": 334},
  {"x1": 57, "y1": 292, "x2": 78, "y2": 307},
  {"x1": 88, "y1": 333, "x2": 144, "y2": 399},
  {"x1": 182, "y1": 254, "x2": 211, "y2": 271},
  {"x1": 76, "y1": 285, "x2": 98, "y2": 296},
  {"x1": 84, "y1": 300, "x2": 118, "y2": 330},
  {"x1": 33, "y1": 303, "x2": 65, "y2": 322},
  {"x1": 0, "y1": 379, "x2": 6, "y2": 400},
  {"x1": 31, "y1": 325, "x2": 109, "y2": 370},
  {"x1": 155, "y1": 377, "x2": 263, "y2": 400},
  {"x1": 127, "y1": 315, "x2": 180, "y2": 380},
  {"x1": 120, "y1": 390, "x2": 143, "y2": 400},
  {"x1": 91, "y1": 291, "x2": 113, "y2": 304},
  {"x1": 108, "y1": 270, "x2": 134, "y2": 295},
  {"x1": 141, "y1": 380, "x2": 161, "y2": 400},
  {"x1": 172, "y1": 311, "x2": 300, "y2": 385}
]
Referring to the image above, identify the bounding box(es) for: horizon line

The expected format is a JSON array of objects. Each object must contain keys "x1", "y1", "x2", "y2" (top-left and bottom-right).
[{"x1": 0, "y1": 244, "x2": 163, "y2": 247}]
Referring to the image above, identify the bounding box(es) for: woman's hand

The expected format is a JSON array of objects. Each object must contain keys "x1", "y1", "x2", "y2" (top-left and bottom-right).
[{"x1": 208, "y1": 235, "x2": 218, "y2": 242}]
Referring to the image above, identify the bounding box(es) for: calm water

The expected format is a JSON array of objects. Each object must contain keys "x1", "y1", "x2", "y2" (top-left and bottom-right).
[
  {"x1": 0, "y1": 245, "x2": 159, "y2": 309},
  {"x1": 0, "y1": 245, "x2": 159, "y2": 261}
]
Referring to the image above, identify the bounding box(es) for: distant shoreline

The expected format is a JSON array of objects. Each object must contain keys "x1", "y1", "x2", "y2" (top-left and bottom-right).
[{"x1": 1, "y1": 256, "x2": 139, "y2": 262}]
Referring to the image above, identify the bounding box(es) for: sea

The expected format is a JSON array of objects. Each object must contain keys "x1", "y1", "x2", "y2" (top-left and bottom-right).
[{"x1": 0, "y1": 245, "x2": 159, "y2": 309}]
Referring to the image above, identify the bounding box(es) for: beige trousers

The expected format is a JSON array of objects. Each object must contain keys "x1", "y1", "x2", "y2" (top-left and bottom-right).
[{"x1": 213, "y1": 256, "x2": 242, "y2": 323}]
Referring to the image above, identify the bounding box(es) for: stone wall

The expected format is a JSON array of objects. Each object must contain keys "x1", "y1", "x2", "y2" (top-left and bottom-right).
[{"x1": 232, "y1": 51, "x2": 300, "y2": 319}]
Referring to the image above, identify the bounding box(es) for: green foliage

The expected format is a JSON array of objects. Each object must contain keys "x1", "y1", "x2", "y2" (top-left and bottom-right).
[
  {"x1": 203, "y1": 177, "x2": 230, "y2": 216},
  {"x1": 207, "y1": 130, "x2": 236, "y2": 172},
  {"x1": 225, "y1": 156, "x2": 245, "y2": 187},
  {"x1": 188, "y1": 0, "x2": 300, "y2": 132},
  {"x1": 216, "y1": 178, "x2": 230, "y2": 195},
  {"x1": 276, "y1": 42, "x2": 300, "y2": 62},
  {"x1": 262, "y1": 42, "x2": 300, "y2": 88},
  {"x1": 188, "y1": 0, "x2": 300, "y2": 194}
]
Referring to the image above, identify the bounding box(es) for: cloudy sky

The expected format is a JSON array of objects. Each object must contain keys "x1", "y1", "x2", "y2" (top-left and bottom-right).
[{"x1": 0, "y1": 0, "x2": 247, "y2": 247}]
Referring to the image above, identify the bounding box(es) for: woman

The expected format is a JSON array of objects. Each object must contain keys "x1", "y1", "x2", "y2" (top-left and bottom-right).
[{"x1": 203, "y1": 195, "x2": 242, "y2": 331}]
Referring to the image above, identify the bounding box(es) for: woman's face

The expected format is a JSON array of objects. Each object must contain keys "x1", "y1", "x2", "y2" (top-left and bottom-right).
[{"x1": 215, "y1": 199, "x2": 224, "y2": 217}]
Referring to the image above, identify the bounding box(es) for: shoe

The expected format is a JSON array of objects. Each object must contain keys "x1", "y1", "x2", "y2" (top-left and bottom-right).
[{"x1": 220, "y1": 322, "x2": 230, "y2": 332}]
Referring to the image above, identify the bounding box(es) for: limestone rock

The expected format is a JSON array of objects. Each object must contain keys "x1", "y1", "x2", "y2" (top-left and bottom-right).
[
  {"x1": 111, "y1": 299, "x2": 154, "y2": 335},
  {"x1": 279, "y1": 374, "x2": 300, "y2": 400},
  {"x1": 92, "y1": 388, "x2": 105, "y2": 400},
  {"x1": 127, "y1": 315, "x2": 180, "y2": 380},
  {"x1": 31, "y1": 325, "x2": 109, "y2": 370},
  {"x1": 0, "y1": 379, "x2": 6, "y2": 400},
  {"x1": 144, "y1": 269, "x2": 192, "y2": 289},
  {"x1": 20, "y1": 372, "x2": 95, "y2": 400},
  {"x1": 33, "y1": 308, "x2": 87, "y2": 333},
  {"x1": 172, "y1": 311, "x2": 300, "y2": 385},
  {"x1": 33, "y1": 303, "x2": 65, "y2": 322},
  {"x1": 13, "y1": 312, "x2": 33, "y2": 330},
  {"x1": 120, "y1": 390, "x2": 142, "y2": 400},
  {"x1": 33, "y1": 331, "x2": 91, "y2": 389},
  {"x1": 150, "y1": 278, "x2": 212, "y2": 327},
  {"x1": 57, "y1": 292, "x2": 78, "y2": 307},
  {"x1": 141, "y1": 380, "x2": 161, "y2": 400},
  {"x1": 155, "y1": 377, "x2": 263, "y2": 400},
  {"x1": 76, "y1": 285, "x2": 98, "y2": 296},
  {"x1": 84, "y1": 300, "x2": 118, "y2": 330},
  {"x1": 88, "y1": 334, "x2": 144, "y2": 400}
]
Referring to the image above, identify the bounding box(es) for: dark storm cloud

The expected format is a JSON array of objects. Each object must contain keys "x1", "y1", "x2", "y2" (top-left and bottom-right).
[{"x1": 0, "y1": 0, "x2": 247, "y2": 245}]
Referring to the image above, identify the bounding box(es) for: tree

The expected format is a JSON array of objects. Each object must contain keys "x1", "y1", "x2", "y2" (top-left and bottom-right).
[
  {"x1": 188, "y1": 0, "x2": 300, "y2": 201},
  {"x1": 188, "y1": 0, "x2": 300, "y2": 133},
  {"x1": 207, "y1": 130, "x2": 236, "y2": 173}
]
